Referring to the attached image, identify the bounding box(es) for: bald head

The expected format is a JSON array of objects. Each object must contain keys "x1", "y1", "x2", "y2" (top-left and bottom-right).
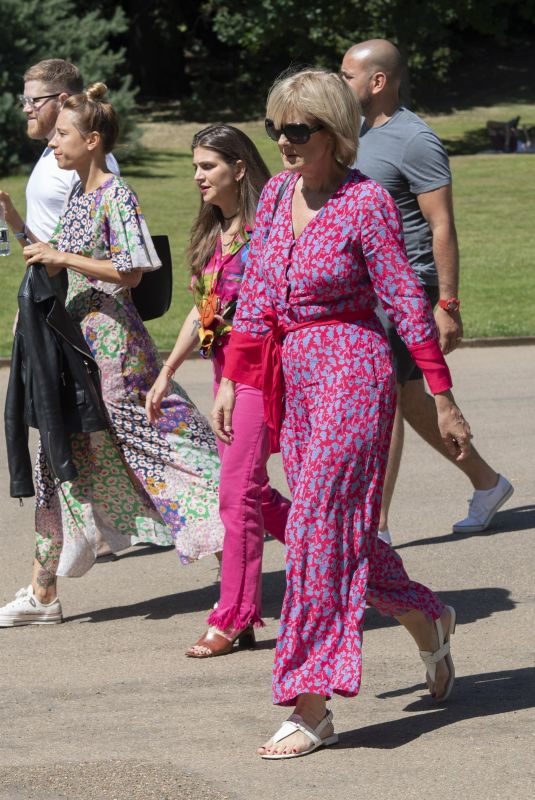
[
  {"x1": 345, "y1": 40, "x2": 403, "y2": 83},
  {"x1": 341, "y1": 39, "x2": 403, "y2": 120}
]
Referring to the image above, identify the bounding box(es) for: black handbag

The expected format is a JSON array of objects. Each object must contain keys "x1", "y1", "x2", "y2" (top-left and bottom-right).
[{"x1": 132, "y1": 234, "x2": 173, "y2": 321}]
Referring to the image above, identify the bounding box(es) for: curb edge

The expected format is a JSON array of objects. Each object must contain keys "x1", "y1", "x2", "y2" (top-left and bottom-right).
[{"x1": 1, "y1": 336, "x2": 534, "y2": 370}]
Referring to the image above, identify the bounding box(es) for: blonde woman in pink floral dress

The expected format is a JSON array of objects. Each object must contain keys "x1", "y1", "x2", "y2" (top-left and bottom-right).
[
  {"x1": 0, "y1": 84, "x2": 224, "y2": 627},
  {"x1": 212, "y1": 70, "x2": 473, "y2": 759}
]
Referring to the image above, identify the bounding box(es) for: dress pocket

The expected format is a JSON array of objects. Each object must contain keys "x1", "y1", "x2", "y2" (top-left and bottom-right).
[{"x1": 367, "y1": 333, "x2": 394, "y2": 386}]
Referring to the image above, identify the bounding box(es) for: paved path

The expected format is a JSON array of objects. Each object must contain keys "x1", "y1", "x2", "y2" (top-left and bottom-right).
[{"x1": 0, "y1": 346, "x2": 533, "y2": 800}]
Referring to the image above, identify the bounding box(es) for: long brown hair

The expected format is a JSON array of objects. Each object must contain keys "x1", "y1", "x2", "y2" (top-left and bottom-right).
[{"x1": 188, "y1": 124, "x2": 270, "y2": 276}]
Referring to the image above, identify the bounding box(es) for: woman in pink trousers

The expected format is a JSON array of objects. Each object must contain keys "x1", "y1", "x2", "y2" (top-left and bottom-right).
[{"x1": 146, "y1": 125, "x2": 290, "y2": 656}]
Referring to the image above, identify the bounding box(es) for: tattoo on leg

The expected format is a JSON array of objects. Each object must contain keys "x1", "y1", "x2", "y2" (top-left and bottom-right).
[
  {"x1": 35, "y1": 534, "x2": 61, "y2": 582},
  {"x1": 35, "y1": 567, "x2": 56, "y2": 590}
]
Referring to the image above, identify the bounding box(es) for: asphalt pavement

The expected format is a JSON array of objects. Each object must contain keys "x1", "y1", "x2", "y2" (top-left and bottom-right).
[{"x1": 0, "y1": 345, "x2": 533, "y2": 800}]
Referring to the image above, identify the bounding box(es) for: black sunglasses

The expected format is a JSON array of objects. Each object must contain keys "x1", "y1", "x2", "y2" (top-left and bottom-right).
[{"x1": 265, "y1": 118, "x2": 323, "y2": 145}]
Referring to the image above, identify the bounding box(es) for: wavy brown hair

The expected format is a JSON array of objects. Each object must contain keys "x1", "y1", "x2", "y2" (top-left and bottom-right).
[{"x1": 188, "y1": 125, "x2": 271, "y2": 276}]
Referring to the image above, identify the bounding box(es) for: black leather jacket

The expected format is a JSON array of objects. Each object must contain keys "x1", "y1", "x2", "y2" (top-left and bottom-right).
[{"x1": 4, "y1": 263, "x2": 108, "y2": 497}]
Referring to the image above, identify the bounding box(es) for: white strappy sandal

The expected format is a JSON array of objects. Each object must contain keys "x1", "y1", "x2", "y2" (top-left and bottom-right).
[
  {"x1": 419, "y1": 605, "x2": 457, "y2": 702},
  {"x1": 260, "y1": 710, "x2": 338, "y2": 760}
]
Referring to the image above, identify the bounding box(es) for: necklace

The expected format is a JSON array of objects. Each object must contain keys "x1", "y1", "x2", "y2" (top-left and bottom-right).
[
  {"x1": 222, "y1": 211, "x2": 239, "y2": 221},
  {"x1": 220, "y1": 223, "x2": 243, "y2": 254}
]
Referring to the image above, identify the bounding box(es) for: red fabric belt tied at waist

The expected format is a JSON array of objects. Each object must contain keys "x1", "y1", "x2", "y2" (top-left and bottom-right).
[{"x1": 262, "y1": 308, "x2": 374, "y2": 452}]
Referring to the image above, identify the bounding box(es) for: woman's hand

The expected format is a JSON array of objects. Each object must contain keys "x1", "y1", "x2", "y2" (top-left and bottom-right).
[
  {"x1": 211, "y1": 378, "x2": 236, "y2": 444},
  {"x1": 434, "y1": 390, "x2": 472, "y2": 461},
  {"x1": 23, "y1": 241, "x2": 67, "y2": 270},
  {"x1": 0, "y1": 190, "x2": 15, "y2": 219},
  {"x1": 0, "y1": 190, "x2": 27, "y2": 245},
  {"x1": 145, "y1": 369, "x2": 173, "y2": 424}
]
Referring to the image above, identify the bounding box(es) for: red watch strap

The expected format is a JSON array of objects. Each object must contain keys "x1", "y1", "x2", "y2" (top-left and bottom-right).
[{"x1": 438, "y1": 297, "x2": 461, "y2": 312}]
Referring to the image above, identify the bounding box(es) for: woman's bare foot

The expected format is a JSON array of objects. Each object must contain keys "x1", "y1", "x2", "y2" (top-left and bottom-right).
[
  {"x1": 186, "y1": 625, "x2": 233, "y2": 657},
  {"x1": 257, "y1": 694, "x2": 333, "y2": 757},
  {"x1": 186, "y1": 624, "x2": 255, "y2": 658},
  {"x1": 396, "y1": 607, "x2": 455, "y2": 700}
]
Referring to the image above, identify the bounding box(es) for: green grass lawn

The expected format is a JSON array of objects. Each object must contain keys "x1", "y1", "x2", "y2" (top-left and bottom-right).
[{"x1": 0, "y1": 116, "x2": 534, "y2": 356}]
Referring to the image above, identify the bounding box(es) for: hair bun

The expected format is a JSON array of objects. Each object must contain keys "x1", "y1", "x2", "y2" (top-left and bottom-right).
[{"x1": 86, "y1": 82, "x2": 108, "y2": 102}]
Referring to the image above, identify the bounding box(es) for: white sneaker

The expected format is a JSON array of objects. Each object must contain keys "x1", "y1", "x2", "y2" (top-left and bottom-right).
[
  {"x1": 378, "y1": 527, "x2": 392, "y2": 545},
  {"x1": 0, "y1": 585, "x2": 63, "y2": 627},
  {"x1": 452, "y1": 475, "x2": 514, "y2": 533}
]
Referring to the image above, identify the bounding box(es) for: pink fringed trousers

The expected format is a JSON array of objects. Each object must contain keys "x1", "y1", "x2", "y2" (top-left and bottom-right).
[{"x1": 208, "y1": 352, "x2": 290, "y2": 631}]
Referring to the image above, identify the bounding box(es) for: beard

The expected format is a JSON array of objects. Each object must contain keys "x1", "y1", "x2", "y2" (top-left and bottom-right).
[
  {"x1": 357, "y1": 92, "x2": 372, "y2": 114},
  {"x1": 26, "y1": 117, "x2": 50, "y2": 141}
]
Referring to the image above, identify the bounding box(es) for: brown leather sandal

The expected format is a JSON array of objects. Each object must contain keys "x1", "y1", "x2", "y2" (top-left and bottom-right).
[{"x1": 185, "y1": 625, "x2": 256, "y2": 658}]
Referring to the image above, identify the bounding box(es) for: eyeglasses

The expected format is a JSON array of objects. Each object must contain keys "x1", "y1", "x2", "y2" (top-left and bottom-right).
[
  {"x1": 265, "y1": 118, "x2": 324, "y2": 145},
  {"x1": 18, "y1": 93, "x2": 61, "y2": 110}
]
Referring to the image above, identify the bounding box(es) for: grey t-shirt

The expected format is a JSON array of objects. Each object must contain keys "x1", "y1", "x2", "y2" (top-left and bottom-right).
[{"x1": 356, "y1": 107, "x2": 451, "y2": 286}]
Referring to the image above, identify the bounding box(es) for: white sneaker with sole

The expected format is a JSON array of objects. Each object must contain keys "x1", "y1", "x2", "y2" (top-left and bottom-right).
[
  {"x1": 378, "y1": 527, "x2": 393, "y2": 545},
  {"x1": 0, "y1": 585, "x2": 63, "y2": 627},
  {"x1": 452, "y1": 475, "x2": 514, "y2": 533}
]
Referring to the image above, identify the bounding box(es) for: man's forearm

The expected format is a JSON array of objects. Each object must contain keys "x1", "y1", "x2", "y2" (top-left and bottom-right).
[{"x1": 431, "y1": 222, "x2": 459, "y2": 297}]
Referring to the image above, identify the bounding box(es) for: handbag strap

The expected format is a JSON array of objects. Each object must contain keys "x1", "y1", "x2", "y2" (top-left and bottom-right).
[{"x1": 272, "y1": 174, "x2": 292, "y2": 220}]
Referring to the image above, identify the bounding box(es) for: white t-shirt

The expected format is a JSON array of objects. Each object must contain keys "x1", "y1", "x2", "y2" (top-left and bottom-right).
[{"x1": 25, "y1": 148, "x2": 120, "y2": 242}]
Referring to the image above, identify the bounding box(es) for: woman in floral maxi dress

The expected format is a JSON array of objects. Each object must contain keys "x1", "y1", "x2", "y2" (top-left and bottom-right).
[
  {"x1": 0, "y1": 84, "x2": 223, "y2": 627},
  {"x1": 212, "y1": 70, "x2": 472, "y2": 759}
]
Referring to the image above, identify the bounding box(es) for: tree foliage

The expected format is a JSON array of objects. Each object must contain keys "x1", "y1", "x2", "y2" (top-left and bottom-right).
[
  {"x1": 197, "y1": 0, "x2": 535, "y2": 115},
  {"x1": 74, "y1": 0, "x2": 210, "y2": 98},
  {"x1": 2, "y1": 0, "x2": 535, "y2": 174},
  {"x1": 0, "y1": 0, "x2": 137, "y2": 174}
]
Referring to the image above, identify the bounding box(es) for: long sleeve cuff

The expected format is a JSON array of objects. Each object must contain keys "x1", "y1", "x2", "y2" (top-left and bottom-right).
[
  {"x1": 222, "y1": 330, "x2": 264, "y2": 389},
  {"x1": 409, "y1": 338, "x2": 452, "y2": 393}
]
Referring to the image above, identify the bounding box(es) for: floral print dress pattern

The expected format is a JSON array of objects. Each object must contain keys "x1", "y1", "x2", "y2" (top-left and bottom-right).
[
  {"x1": 35, "y1": 176, "x2": 224, "y2": 577},
  {"x1": 190, "y1": 228, "x2": 250, "y2": 358},
  {"x1": 228, "y1": 169, "x2": 445, "y2": 705}
]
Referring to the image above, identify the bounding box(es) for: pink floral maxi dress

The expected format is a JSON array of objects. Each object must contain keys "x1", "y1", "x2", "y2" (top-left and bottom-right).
[
  {"x1": 35, "y1": 176, "x2": 224, "y2": 578},
  {"x1": 224, "y1": 170, "x2": 447, "y2": 705}
]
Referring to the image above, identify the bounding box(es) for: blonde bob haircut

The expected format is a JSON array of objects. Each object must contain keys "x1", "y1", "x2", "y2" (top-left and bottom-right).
[{"x1": 266, "y1": 69, "x2": 361, "y2": 166}]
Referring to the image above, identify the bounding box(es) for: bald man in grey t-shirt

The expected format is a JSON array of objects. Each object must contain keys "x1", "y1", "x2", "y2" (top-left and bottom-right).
[
  {"x1": 358, "y1": 106, "x2": 451, "y2": 287},
  {"x1": 357, "y1": 106, "x2": 451, "y2": 387},
  {"x1": 341, "y1": 39, "x2": 513, "y2": 542}
]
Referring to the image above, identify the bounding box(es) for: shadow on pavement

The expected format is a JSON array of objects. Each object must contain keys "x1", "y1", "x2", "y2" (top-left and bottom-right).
[
  {"x1": 395, "y1": 504, "x2": 535, "y2": 551},
  {"x1": 365, "y1": 586, "x2": 515, "y2": 630},
  {"x1": 337, "y1": 666, "x2": 535, "y2": 749},
  {"x1": 64, "y1": 581, "x2": 515, "y2": 629},
  {"x1": 65, "y1": 583, "x2": 220, "y2": 623},
  {"x1": 95, "y1": 544, "x2": 176, "y2": 563}
]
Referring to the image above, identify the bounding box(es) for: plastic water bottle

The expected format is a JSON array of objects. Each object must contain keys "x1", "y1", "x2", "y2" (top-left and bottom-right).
[{"x1": 0, "y1": 203, "x2": 10, "y2": 257}]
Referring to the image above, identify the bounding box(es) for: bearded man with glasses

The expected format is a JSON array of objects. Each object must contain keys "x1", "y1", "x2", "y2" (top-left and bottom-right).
[{"x1": 0, "y1": 59, "x2": 118, "y2": 255}]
